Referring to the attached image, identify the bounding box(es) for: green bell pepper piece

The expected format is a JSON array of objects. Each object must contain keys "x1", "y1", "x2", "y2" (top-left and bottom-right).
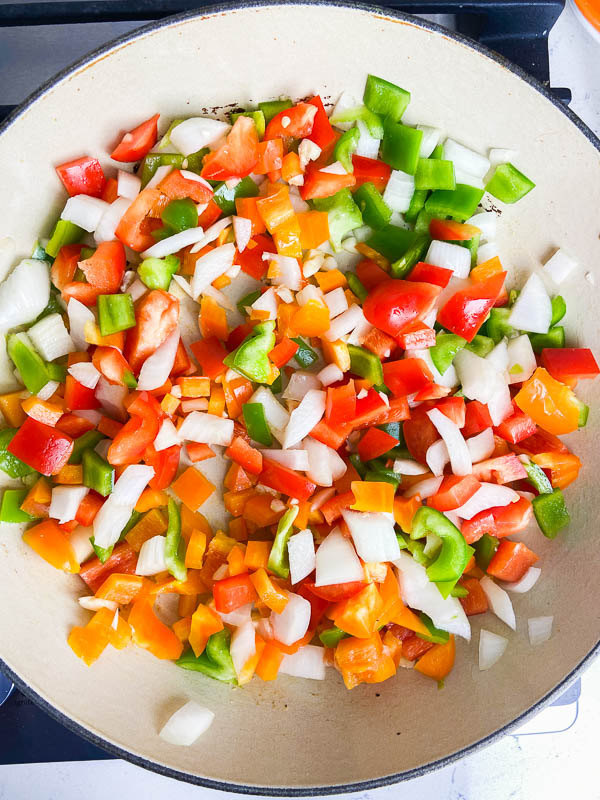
[
  {"x1": 334, "y1": 128, "x2": 360, "y2": 173},
  {"x1": 461, "y1": 233, "x2": 480, "y2": 268},
  {"x1": 381, "y1": 120, "x2": 423, "y2": 174},
  {"x1": 487, "y1": 307, "x2": 514, "y2": 344},
  {"x1": 378, "y1": 421, "x2": 402, "y2": 443},
  {"x1": 161, "y1": 198, "x2": 198, "y2": 233},
  {"x1": 34, "y1": 288, "x2": 64, "y2": 323},
  {"x1": 177, "y1": 629, "x2": 237, "y2": 683},
  {"x1": 31, "y1": 240, "x2": 51, "y2": 262},
  {"x1": 267, "y1": 506, "x2": 299, "y2": 579},
  {"x1": 165, "y1": 498, "x2": 187, "y2": 582},
  {"x1": 353, "y1": 182, "x2": 392, "y2": 230},
  {"x1": 347, "y1": 344, "x2": 384, "y2": 386},
  {"x1": 390, "y1": 233, "x2": 430, "y2": 278},
  {"x1": 213, "y1": 176, "x2": 259, "y2": 216},
  {"x1": 230, "y1": 110, "x2": 266, "y2": 139},
  {"x1": 404, "y1": 189, "x2": 429, "y2": 224},
  {"x1": 411, "y1": 506, "x2": 474, "y2": 595},
  {"x1": 6, "y1": 333, "x2": 50, "y2": 394},
  {"x1": 430, "y1": 333, "x2": 466, "y2": 374},
  {"x1": 330, "y1": 106, "x2": 384, "y2": 138},
  {"x1": 46, "y1": 361, "x2": 67, "y2": 383},
  {"x1": 319, "y1": 626, "x2": 350, "y2": 647},
  {"x1": 224, "y1": 321, "x2": 276, "y2": 383},
  {"x1": 529, "y1": 326, "x2": 565, "y2": 353},
  {"x1": 366, "y1": 225, "x2": 414, "y2": 262},
  {"x1": 364, "y1": 467, "x2": 400, "y2": 489},
  {"x1": 97, "y1": 294, "x2": 136, "y2": 336},
  {"x1": 0, "y1": 488, "x2": 36, "y2": 523},
  {"x1": 242, "y1": 402, "x2": 272, "y2": 446},
  {"x1": 90, "y1": 509, "x2": 141, "y2": 563},
  {"x1": 82, "y1": 449, "x2": 114, "y2": 497},
  {"x1": 576, "y1": 398, "x2": 589, "y2": 428},
  {"x1": 291, "y1": 337, "x2": 319, "y2": 368},
  {"x1": 524, "y1": 461, "x2": 553, "y2": 495},
  {"x1": 532, "y1": 488, "x2": 570, "y2": 539},
  {"x1": 424, "y1": 184, "x2": 484, "y2": 223},
  {"x1": 417, "y1": 612, "x2": 450, "y2": 644},
  {"x1": 414, "y1": 208, "x2": 436, "y2": 234},
  {"x1": 349, "y1": 453, "x2": 367, "y2": 479},
  {"x1": 474, "y1": 533, "x2": 499, "y2": 571},
  {"x1": 258, "y1": 98, "x2": 292, "y2": 125},
  {"x1": 69, "y1": 430, "x2": 105, "y2": 464},
  {"x1": 399, "y1": 533, "x2": 430, "y2": 565},
  {"x1": 313, "y1": 189, "x2": 363, "y2": 252},
  {"x1": 346, "y1": 272, "x2": 368, "y2": 303},
  {"x1": 550, "y1": 295, "x2": 566, "y2": 326},
  {"x1": 237, "y1": 289, "x2": 261, "y2": 317},
  {"x1": 46, "y1": 219, "x2": 84, "y2": 259},
  {"x1": 450, "y1": 584, "x2": 468, "y2": 598},
  {"x1": 485, "y1": 163, "x2": 535, "y2": 204},
  {"x1": 414, "y1": 158, "x2": 456, "y2": 191},
  {"x1": 139, "y1": 152, "x2": 183, "y2": 186},
  {"x1": 364, "y1": 74, "x2": 410, "y2": 121},
  {"x1": 465, "y1": 335, "x2": 495, "y2": 358},
  {"x1": 139, "y1": 255, "x2": 180, "y2": 291},
  {"x1": 430, "y1": 144, "x2": 444, "y2": 159}
]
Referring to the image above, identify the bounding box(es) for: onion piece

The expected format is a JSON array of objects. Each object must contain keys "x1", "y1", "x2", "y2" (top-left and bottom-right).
[
  {"x1": 324, "y1": 287, "x2": 348, "y2": 319},
  {"x1": 424, "y1": 240, "x2": 471, "y2": 279},
  {"x1": 454, "y1": 349, "x2": 501, "y2": 404},
  {"x1": 79, "y1": 596, "x2": 118, "y2": 612},
  {"x1": 314, "y1": 528, "x2": 363, "y2": 586},
  {"x1": 136, "y1": 535, "x2": 168, "y2": 576},
  {"x1": 117, "y1": 169, "x2": 141, "y2": 200},
  {"x1": 283, "y1": 371, "x2": 321, "y2": 401},
  {"x1": 355, "y1": 120, "x2": 380, "y2": 159},
  {"x1": 500, "y1": 566, "x2": 541, "y2": 594},
  {"x1": 137, "y1": 330, "x2": 179, "y2": 391},
  {"x1": 528, "y1": 615, "x2": 553, "y2": 646},
  {"x1": 466, "y1": 428, "x2": 495, "y2": 463},
  {"x1": 485, "y1": 339, "x2": 509, "y2": 372},
  {"x1": 405, "y1": 475, "x2": 443, "y2": 499},
  {"x1": 487, "y1": 380, "x2": 513, "y2": 426},
  {"x1": 250, "y1": 287, "x2": 278, "y2": 320},
  {"x1": 159, "y1": 700, "x2": 215, "y2": 746},
  {"x1": 382, "y1": 169, "x2": 415, "y2": 213},
  {"x1": 61, "y1": 195, "x2": 108, "y2": 232},
  {"x1": 392, "y1": 458, "x2": 428, "y2": 476},
  {"x1": 216, "y1": 603, "x2": 253, "y2": 627},
  {"x1": 302, "y1": 437, "x2": 334, "y2": 486},
  {"x1": 279, "y1": 645, "x2": 326, "y2": 680},
  {"x1": 270, "y1": 592, "x2": 311, "y2": 646},
  {"x1": 68, "y1": 361, "x2": 101, "y2": 390},
  {"x1": 93, "y1": 464, "x2": 154, "y2": 549},
  {"x1": 67, "y1": 299, "x2": 95, "y2": 351},
  {"x1": 249, "y1": 386, "x2": 289, "y2": 444},
  {"x1": 288, "y1": 529, "x2": 316, "y2": 585},
  {"x1": 0, "y1": 259, "x2": 50, "y2": 330},
  {"x1": 543, "y1": 249, "x2": 577, "y2": 286},
  {"x1": 232, "y1": 216, "x2": 251, "y2": 253},
  {"x1": 49, "y1": 485, "x2": 88, "y2": 524},
  {"x1": 145, "y1": 164, "x2": 172, "y2": 190},
  {"x1": 476, "y1": 241, "x2": 499, "y2": 265},
  {"x1": 170, "y1": 117, "x2": 230, "y2": 156},
  {"x1": 416, "y1": 125, "x2": 441, "y2": 158},
  {"x1": 230, "y1": 620, "x2": 257, "y2": 681},
  {"x1": 443, "y1": 138, "x2": 491, "y2": 179},
  {"x1": 282, "y1": 389, "x2": 326, "y2": 449},
  {"x1": 28, "y1": 313, "x2": 75, "y2": 361},
  {"x1": 508, "y1": 272, "x2": 551, "y2": 334},
  {"x1": 489, "y1": 147, "x2": 517, "y2": 165},
  {"x1": 264, "y1": 253, "x2": 303, "y2": 291},
  {"x1": 425, "y1": 439, "x2": 449, "y2": 477},
  {"x1": 317, "y1": 363, "x2": 344, "y2": 386},
  {"x1": 260, "y1": 448, "x2": 309, "y2": 471},
  {"x1": 325, "y1": 304, "x2": 365, "y2": 342},
  {"x1": 480, "y1": 576, "x2": 516, "y2": 630},
  {"x1": 427, "y1": 408, "x2": 472, "y2": 476},
  {"x1": 507, "y1": 334, "x2": 537, "y2": 385},
  {"x1": 69, "y1": 525, "x2": 95, "y2": 564},
  {"x1": 342, "y1": 509, "x2": 400, "y2": 563},
  {"x1": 479, "y1": 629, "x2": 508, "y2": 671},
  {"x1": 154, "y1": 418, "x2": 181, "y2": 452},
  {"x1": 189, "y1": 217, "x2": 233, "y2": 252},
  {"x1": 95, "y1": 377, "x2": 128, "y2": 420},
  {"x1": 454, "y1": 483, "x2": 519, "y2": 519},
  {"x1": 178, "y1": 411, "x2": 234, "y2": 446},
  {"x1": 142, "y1": 226, "x2": 208, "y2": 259},
  {"x1": 466, "y1": 211, "x2": 497, "y2": 243},
  {"x1": 188, "y1": 243, "x2": 236, "y2": 298}
]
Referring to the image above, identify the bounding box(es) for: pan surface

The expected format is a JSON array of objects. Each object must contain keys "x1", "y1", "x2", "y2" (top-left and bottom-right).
[{"x1": 0, "y1": 2, "x2": 599, "y2": 794}]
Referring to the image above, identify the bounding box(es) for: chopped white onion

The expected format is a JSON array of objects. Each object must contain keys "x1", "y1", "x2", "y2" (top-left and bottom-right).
[
  {"x1": 500, "y1": 566, "x2": 541, "y2": 594},
  {"x1": 136, "y1": 535, "x2": 168, "y2": 576},
  {"x1": 250, "y1": 287, "x2": 278, "y2": 320},
  {"x1": 404, "y1": 475, "x2": 443, "y2": 499},
  {"x1": 479, "y1": 629, "x2": 508, "y2": 671},
  {"x1": 393, "y1": 458, "x2": 428, "y2": 476},
  {"x1": 382, "y1": 170, "x2": 415, "y2": 213},
  {"x1": 170, "y1": 117, "x2": 230, "y2": 156},
  {"x1": 79, "y1": 596, "x2": 118, "y2": 612},
  {"x1": 454, "y1": 349, "x2": 501, "y2": 404},
  {"x1": 303, "y1": 437, "x2": 334, "y2": 486},
  {"x1": 476, "y1": 241, "x2": 499, "y2": 265},
  {"x1": 443, "y1": 138, "x2": 490, "y2": 179},
  {"x1": 36, "y1": 380, "x2": 59, "y2": 401},
  {"x1": 28, "y1": 313, "x2": 75, "y2": 361},
  {"x1": 0, "y1": 259, "x2": 50, "y2": 330},
  {"x1": 467, "y1": 428, "x2": 495, "y2": 463},
  {"x1": 140, "y1": 226, "x2": 206, "y2": 260},
  {"x1": 507, "y1": 334, "x2": 537, "y2": 385},
  {"x1": 154, "y1": 418, "x2": 181, "y2": 451},
  {"x1": 454, "y1": 483, "x2": 519, "y2": 520},
  {"x1": 67, "y1": 299, "x2": 95, "y2": 351},
  {"x1": 324, "y1": 287, "x2": 348, "y2": 319},
  {"x1": 528, "y1": 615, "x2": 553, "y2": 646},
  {"x1": 117, "y1": 169, "x2": 141, "y2": 200},
  {"x1": 179, "y1": 411, "x2": 234, "y2": 446},
  {"x1": 282, "y1": 389, "x2": 326, "y2": 449},
  {"x1": 543, "y1": 249, "x2": 577, "y2": 286},
  {"x1": 283, "y1": 371, "x2": 321, "y2": 401},
  {"x1": 93, "y1": 464, "x2": 154, "y2": 549},
  {"x1": 317, "y1": 363, "x2": 344, "y2": 385},
  {"x1": 190, "y1": 217, "x2": 233, "y2": 252},
  {"x1": 486, "y1": 339, "x2": 509, "y2": 372},
  {"x1": 288, "y1": 529, "x2": 316, "y2": 585},
  {"x1": 137, "y1": 329, "x2": 179, "y2": 391},
  {"x1": 187, "y1": 243, "x2": 235, "y2": 298},
  {"x1": 427, "y1": 408, "x2": 472, "y2": 476},
  {"x1": 425, "y1": 240, "x2": 471, "y2": 279},
  {"x1": 94, "y1": 196, "x2": 132, "y2": 245},
  {"x1": 342, "y1": 509, "x2": 400, "y2": 563},
  {"x1": 355, "y1": 120, "x2": 380, "y2": 159},
  {"x1": 68, "y1": 361, "x2": 100, "y2": 390},
  {"x1": 232, "y1": 216, "x2": 251, "y2": 253},
  {"x1": 61, "y1": 195, "x2": 108, "y2": 232},
  {"x1": 425, "y1": 439, "x2": 450, "y2": 476},
  {"x1": 330, "y1": 91, "x2": 358, "y2": 130},
  {"x1": 453, "y1": 167, "x2": 484, "y2": 189},
  {"x1": 487, "y1": 380, "x2": 513, "y2": 426},
  {"x1": 217, "y1": 603, "x2": 253, "y2": 627},
  {"x1": 314, "y1": 528, "x2": 363, "y2": 586},
  {"x1": 279, "y1": 645, "x2": 326, "y2": 680},
  {"x1": 325, "y1": 304, "x2": 365, "y2": 342},
  {"x1": 480, "y1": 576, "x2": 516, "y2": 630},
  {"x1": 270, "y1": 592, "x2": 311, "y2": 646},
  {"x1": 416, "y1": 125, "x2": 441, "y2": 158},
  {"x1": 49, "y1": 485, "x2": 88, "y2": 525},
  {"x1": 466, "y1": 211, "x2": 497, "y2": 243},
  {"x1": 508, "y1": 272, "x2": 551, "y2": 334},
  {"x1": 261, "y1": 448, "x2": 309, "y2": 471},
  {"x1": 489, "y1": 147, "x2": 517, "y2": 165},
  {"x1": 95, "y1": 377, "x2": 128, "y2": 420},
  {"x1": 159, "y1": 700, "x2": 215, "y2": 746},
  {"x1": 249, "y1": 387, "x2": 289, "y2": 444},
  {"x1": 264, "y1": 252, "x2": 303, "y2": 292},
  {"x1": 69, "y1": 526, "x2": 95, "y2": 564},
  {"x1": 393, "y1": 551, "x2": 471, "y2": 640},
  {"x1": 230, "y1": 620, "x2": 257, "y2": 680},
  {"x1": 145, "y1": 164, "x2": 172, "y2": 190}
]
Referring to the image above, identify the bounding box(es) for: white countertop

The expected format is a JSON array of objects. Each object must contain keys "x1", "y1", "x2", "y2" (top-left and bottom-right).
[{"x1": 1, "y1": 3, "x2": 599, "y2": 798}]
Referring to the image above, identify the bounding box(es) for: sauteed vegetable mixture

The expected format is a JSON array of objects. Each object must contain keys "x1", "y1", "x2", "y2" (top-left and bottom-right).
[{"x1": 1, "y1": 74, "x2": 597, "y2": 701}]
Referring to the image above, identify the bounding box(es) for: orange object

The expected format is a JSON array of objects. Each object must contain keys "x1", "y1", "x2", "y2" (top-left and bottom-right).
[
  {"x1": 97, "y1": 416, "x2": 123, "y2": 439},
  {"x1": 391, "y1": 604, "x2": 430, "y2": 636},
  {"x1": 161, "y1": 393, "x2": 180, "y2": 416},
  {"x1": 185, "y1": 529, "x2": 207, "y2": 569},
  {"x1": 21, "y1": 395, "x2": 64, "y2": 426},
  {"x1": 515, "y1": 367, "x2": 580, "y2": 435},
  {"x1": 470, "y1": 255, "x2": 504, "y2": 283},
  {"x1": 0, "y1": 391, "x2": 27, "y2": 427},
  {"x1": 20, "y1": 476, "x2": 52, "y2": 518},
  {"x1": 256, "y1": 185, "x2": 295, "y2": 234},
  {"x1": 200, "y1": 295, "x2": 229, "y2": 341},
  {"x1": 393, "y1": 495, "x2": 421, "y2": 532},
  {"x1": 244, "y1": 540, "x2": 270, "y2": 570},
  {"x1": 224, "y1": 463, "x2": 253, "y2": 493},
  {"x1": 331, "y1": 582, "x2": 383, "y2": 638},
  {"x1": 281, "y1": 152, "x2": 303, "y2": 182},
  {"x1": 225, "y1": 436, "x2": 263, "y2": 475},
  {"x1": 54, "y1": 464, "x2": 84, "y2": 485},
  {"x1": 243, "y1": 493, "x2": 284, "y2": 527},
  {"x1": 178, "y1": 593, "x2": 197, "y2": 617},
  {"x1": 250, "y1": 568, "x2": 289, "y2": 613},
  {"x1": 298, "y1": 211, "x2": 333, "y2": 251},
  {"x1": 235, "y1": 197, "x2": 266, "y2": 235},
  {"x1": 487, "y1": 539, "x2": 538, "y2": 582},
  {"x1": 208, "y1": 384, "x2": 225, "y2": 416},
  {"x1": 334, "y1": 631, "x2": 396, "y2": 689},
  {"x1": 189, "y1": 603, "x2": 224, "y2": 656},
  {"x1": 458, "y1": 577, "x2": 488, "y2": 616},
  {"x1": 135, "y1": 488, "x2": 169, "y2": 512},
  {"x1": 532, "y1": 451, "x2": 582, "y2": 489},
  {"x1": 237, "y1": 633, "x2": 266, "y2": 686},
  {"x1": 414, "y1": 635, "x2": 456, "y2": 681},
  {"x1": 573, "y1": 0, "x2": 600, "y2": 33},
  {"x1": 315, "y1": 268, "x2": 347, "y2": 293},
  {"x1": 128, "y1": 596, "x2": 184, "y2": 660},
  {"x1": 23, "y1": 519, "x2": 79, "y2": 573},
  {"x1": 255, "y1": 641, "x2": 284, "y2": 681},
  {"x1": 125, "y1": 508, "x2": 167, "y2": 551},
  {"x1": 351, "y1": 481, "x2": 395, "y2": 513},
  {"x1": 223, "y1": 376, "x2": 253, "y2": 419},
  {"x1": 269, "y1": 337, "x2": 299, "y2": 368},
  {"x1": 291, "y1": 300, "x2": 330, "y2": 337},
  {"x1": 200, "y1": 530, "x2": 237, "y2": 586},
  {"x1": 186, "y1": 442, "x2": 215, "y2": 463},
  {"x1": 223, "y1": 487, "x2": 255, "y2": 517},
  {"x1": 95, "y1": 573, "x2": 146, "y2": 604},
  {"x1": 228, "y1": 517, "x2": 248, "y2": 542},
  {"x1": 227, "y1": 544, "x2": 248, "y2": 576},
  {"x1": 254, "y1": 138, "x2": 284, "y2": 175},
  {"x1": 68, "y1": 606, "x2": 129, "y2": 666},
  {"x1": 172, "y1": 466, "x2": 215, "y2": 511},
  {"x1": 172, "y1": 616, "x2": 192, "y2": 643},
  {"x1": 176, "y1": 376, "x2": 210, "y2": 397},
  {"x1": 272, "y1": 215, "x2": 303, "y2": 258},
  {"x1": 180, "y1": 505, "x2": 212, "y2": 539}
]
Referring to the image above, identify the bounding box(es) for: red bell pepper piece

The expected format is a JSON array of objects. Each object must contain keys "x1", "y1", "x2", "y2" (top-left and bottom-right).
[
  {"x1": 92, "y1": 346, "x2": 136, "y2": 387},
  {"x1": 461, "y1": 497, "x2": 533, "y2": 544},
  {"x1": 540, "y1": 347, "x2": 600, "y2": 381},
  {"x1": 352, "y1": 395, "x2": 410, "y2": 429},
  {"x1": 201, "y1": 116, "x2": 259, "y2": 181},
  {"x1": 111, "y1": 113, "x2": 160, "y2": 162},
  {"x1": 190, "y1": 336, "x2": 228, "y2": 380},
  {"x1": 55, "y1": 413, "x2": 95, "y2": 438},
  {"x1": 428, "y1": 474, "x2": 481, "y2": 512},
  {"x1": 462, "y1": 400, "x2": 493, "y2": 437},
  {"x1": 235, "y1": 233, "x2": 276, "y2": 280},
  {"x1": 107, "y1": 391, "x2": 162, "y2": 466},
  {"x1": 429, "y1": 219, "x2": 481, "y2": 241},
  {"x1": 494, "y1": 409, "x2": 537, "y2": 444},
  {"x1": 75, "y1": 491, "x2": 104, "y2": 527},
  {"x1": 64, "y1": 375, "x2": 101, "y2": 411},
  {"x1": 412, "y1": 383, "x2": 452, "y2": 402},
  {"x1": 225, "y1": 436, "x2": 263, "y2": 475},
  {"x1": 309, "y1": 419, "x2": 351, "y2": 450},
  {"x1": 357, "y1": 427, "x2": 398, "y2": 462},
  {"x1": 50, "y1": 243, "x2": 85, "y2": 291},
  {"x1": 407, "y1": 261, "x2": 453, "y2": 288},
  {"x1": 363, "y1": 279, "x2": 441, "y2": 339},
  {"x1": 360, "y1": 326, "x2": 397, "y2": 359},
  {"x1": 79, "y1": 240, "x2": 127, "y2": 293},
  {"x1": 55, "y1": 156, "x2": 106, "y2": 198},
  {"x1": 79, "y1": 542, "x2": 138, "y2": 592},
  {"x1": 458, "y1": 577, "x2": 489, "y2": 615},
  {"x1": 351, "y1": 155, "x2": 391, "y2": 192},
  {"x1": 7, "y1": 417, "x2": 73, "y2": 476},
  {"x1": 265, "y1": 102, "x2": 317, "y2": 141},
  {"x1": 325, "y1": 381, "x2": 357, "y2": 426},
  {"x1": 486, "y1": 539, "x2": 538, "y2": 582},
  {"x1": 306, "y1": 95, "x2": 337, "y2": 149},
  {"x1": 395, "y1": 320, "x2": 436, "y2": 350},
  {"x1": 437, "y1": 272, "x2": 507, "y2": 342},
  {"x1": 213, "y1": 573, "x2": 258, "y2": 613},
  {"x1": 268, "y1": 337, "x2": 299, "y2": 368},
  {"x1": 435, "y1": 396, "x2": 466, "y2": 428},
  {"x1": 125, "y1": 289, "x2": 179, "y2": 374},
  {"x1": 260, "y1": 458, "x2": 316, "y2": 501},
  {"x1": 320, "y1": 491, "x2": 356, "y2": 524},
  {"x1": 382, "y1": 358, "x2": 434, "y2": 397},
  {"x1": 170, "y1": 338, "x2": 193, "y2": 378},
  {"x1": 356, "y1": 259, "x2": 388, "y2": 290},
  {"x1": 102, "y1": 177, "x2": 119, "y2": 203},
  {"x1": 303, "y1": 580, "x2": 366, "y2": 603},
  {"x1": 156, "y1": 169, "x2": 213, "y2": 204},
  {"x1": 143, "y1": 443, "x2": 181, "y2": 490},
  {"x1": 300, "y1": 166, "x2": 356, "y2": 201},
  {"x1": 515, "y1": 428, "x2": 569, "y2": 455},
  {"x1": 472, "y1": 453, "x2": 527, "y2": 484}
]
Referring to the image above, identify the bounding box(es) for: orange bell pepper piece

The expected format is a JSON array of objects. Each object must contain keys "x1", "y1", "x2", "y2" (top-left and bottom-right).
[
  {"x1": 180, "y1": 505, "x2": 212, "y2": 539},
  {"x1": 125, "y1": 508, "x2": 168, "y2": 551},
  {"x1": 331, "y1": 582, "x2": 383, "y2": 639},
  {"x1": 291, "y1": 300, "x2": 330, "y2": 337},
  {"x1": 515, "y1": 367, "x2": 580, "y2": 435},
  {"x1": 243, "y1": 540, "x2": 270, "y2": 571},
  {"x1": 21, "y1": 395, "x2": 64, "y2": 426},
  {"x1": 334, "y1": 631, "x2": 396, "y2": 689},
  {"x1": 189, "y1": 603, "x2": 224, "y2": 657},
  {"x1": 178, "y1": 593, "x2": 198, "y2": 617},
  {"x1": 200, "y1": 295, "x2": 229, "y2": 341},
  {"x1": 172, "y1": 466, "x2": 215, "y2": 512},
  {"x1": 128, "y1": 596, "x2": 183, "y2": 660},
  {"x1": 531, "y1": 451, "x2": 582, "y2": 489},
  {"x1": 255, "y1": 640, "x2": 284, "y2": 681},
  {"x1": 207, "y1": 384, "x2": 225, "y2": 416},
  {"x1": 228, "y1": 517, "x2": 248, "y2": 542},
  {"x1": 227, "y1": 544, "x2": 248, "y2": 576},
  {"x1": 272, "y1": 215, "x2": 303, "y2": 259},
  {"x1": 54, "y1": 464, "x2": 83, "y2": 485},
  {"x1": 235, "y1": 196, "x2": 266, "y2": 236},
  {"x1": 20, "y1": 477, "x2": 51, "y2": 518},
  {"x1": 185, "y1": 528, "x2": 207, "y2": 569},
  {"x1": 237, "y1": 633, "x2": 266, "y2": 686},
  {"x1": 249, "y1": 568, "x2": 289, "y2": 614},
  {"x1": 393, "y1": 495, "x2": 422, "y2": 533},
  {"x1": 172, "y1": 616, "x2": 192, "y2": 642},
  {"x1": 296, "y1": 211, "x2": 329, "y2": 250},
  {"x1": 256, "y1": 185, "x2": 295, "y2": 233},
  {"x1": 351, "y1": 481, "x2": 395, "y2": 513},
  {"x1": 135, "y1": 488, "x2": 169, "y2": 512},
  {"x1": 315, "y1": 268, "x2": 347, "y2": 293},
  {"x1": 23, "y1": 519, "x2": 79, "y2": 573},
  {"x1": 95, "y1": 573, "x2": 147, "y2": 604},
  {"x1": 414, "y1": 635, "x2": 456, "y2": 681},
  {"x1": 243, "y1": 493, "x2": 284, "y2": 527},
  {"x1": 68, "y1": 607, "x2": 131, "y2": 665},
  {"x1": 0, "y1": 391, "x2": 27, "y2": 427}
]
